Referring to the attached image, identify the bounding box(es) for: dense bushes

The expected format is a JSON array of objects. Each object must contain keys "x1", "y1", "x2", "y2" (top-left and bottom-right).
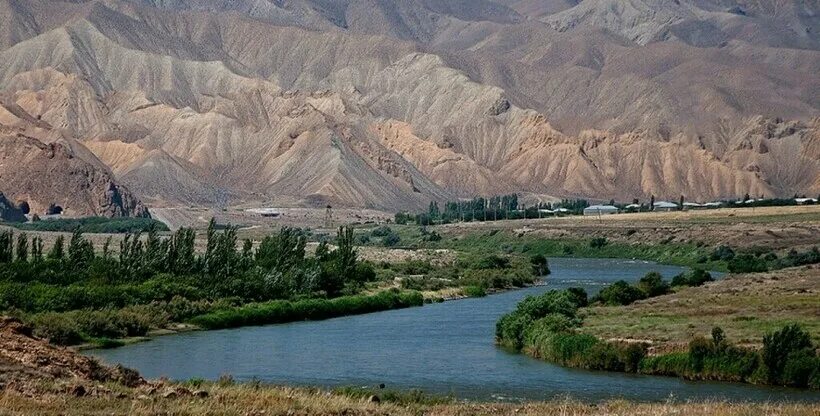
[
  {"x1": 728, "y1": 254, "x2": 769, "y2": 273},
  {"x1": 529, "y1": 254, "x2": 550, "y2": 276},
  {"x1": 716, "y1": 245, "x2": 820, "y2": 274},
  {"x1": 642, "y1": 325, "x2": 819, "y2": 388},
  {"x1": 593, "y1": 270, "x2": 674, "y2": 306},
  {"x1": 589, "y1": 237, "x2": 608, "y2": 249},
  {"x1": 671, "y1": 268, "x2": 713, "y2": 287},
  {"x1": 393, "y1": 254, "x2": 543, "y2": 295},
  {"x1": 593, "y1": 280, "x2": 646, "y2": 306},
  {"x1": 496, "y1": 290, "x2": 585, "y2": 350},
  {"x1": 635, "y1": 272, "x2": 670, "y2": 297},
  {"x1": 189, "y1": 289, "x2": 423, "y2": 330},
  {"x1": 370, "y1": 226, "x2": 401, "y2": 247},
  {"x1": 762, "y1": 324, "x2": 819, "y2": 387},
  {"x1": 710, "y1": 245, "x2": 735, "y2": 261},
  {"x1": 496, "y1": 288, "x2": 648, "y2": 372},
  {"x1": 773, "y1": 248, "x2": 820, "y2": 270}
]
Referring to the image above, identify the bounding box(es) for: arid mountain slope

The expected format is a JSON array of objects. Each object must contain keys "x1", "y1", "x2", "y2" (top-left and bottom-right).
[
  {"x1": 0, "y1": 130, "x2": 149, "y2": 218},
  {"x1": 0, "y1": 0, "x2": 817, "y2": 209}
]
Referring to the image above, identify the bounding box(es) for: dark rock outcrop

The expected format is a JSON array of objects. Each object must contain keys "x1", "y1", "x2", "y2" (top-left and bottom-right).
[
  {"x1": 0, "y1": 192, "x2": 25, "y2": 222},
  {"x1": 0, "y1": 134, "x2": 150, "y2": 218}
]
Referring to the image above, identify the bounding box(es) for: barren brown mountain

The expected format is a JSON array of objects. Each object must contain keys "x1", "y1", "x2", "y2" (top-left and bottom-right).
[
  {"x1": 0, "y1": 130, "x2": 149, "y2": 217},
  {"x1": 0, "y1": 0, "x2": 817, "y2": 211}
]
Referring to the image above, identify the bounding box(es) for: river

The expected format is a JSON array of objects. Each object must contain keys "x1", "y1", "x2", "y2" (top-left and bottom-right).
[{"x1": 88, "y1": 258, "x2": 820, "y2": 403}]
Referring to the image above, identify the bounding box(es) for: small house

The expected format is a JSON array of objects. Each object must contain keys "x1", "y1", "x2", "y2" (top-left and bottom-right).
[
  {"x1": 683, "y1": 202, "x2": 706, "y2": 210},
  {"x1": 583, "y1": 205, "x2": 618, "y2": 216},
  {"x1": 653, "y1": 201, "x2": 679, "y2": 212},
  {"x1": 246, "y1": 208, "x2": 281, "y2": 218}
]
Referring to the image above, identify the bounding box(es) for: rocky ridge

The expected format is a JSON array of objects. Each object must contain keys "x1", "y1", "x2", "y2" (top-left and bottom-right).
[{"x1": 0, "y1": 0, "x2": 816, "y2": 209}]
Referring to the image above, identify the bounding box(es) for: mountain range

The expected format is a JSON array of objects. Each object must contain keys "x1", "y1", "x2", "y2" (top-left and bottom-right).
[{"x1": 0, "y1": 0, "x2": 818, "y2": 213}]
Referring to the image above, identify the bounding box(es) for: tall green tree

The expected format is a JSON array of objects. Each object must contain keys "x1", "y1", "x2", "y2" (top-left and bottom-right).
[
  {"x1": 67, "y1": 229, "x2": 94, "y2": 270},
  {"x1": 15, "y1": 233, "x2": 28, "y2": 262},
  {"x1": 48, "y1": 235, "x2": 65, "y2": 260}
]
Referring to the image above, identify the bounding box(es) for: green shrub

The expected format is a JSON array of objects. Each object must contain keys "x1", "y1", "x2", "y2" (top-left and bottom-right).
[
  {"x1": 370, "y1": 226, "x2": 393, "y2": 237},
  {"x1": 640, "y1": 353, "x2": 689, "y2": 376},
  {"x1": 565, "y1": 287, "x2": 588, "y2": 308},
  {"x1": 763, "y1": 324, "x2": 814, "y2": 385},
  {"x1": 620, "y1": 343, "x2": 647, "y2": 373},
  {"x1": 594, "y1": 280, "x2": 645, "y2": 306},
  {"x1": 671, "y1": 269, "x2": 713, "y2": 287},
  {"x1": 29, "y1": 313, "x2": 83, "y2": 345},
  {"x1": 476, "y1": 255, "x2": 510, "y2": 270},
  {"x1": 781, "y1": 351, "x2": 818, "y2": 387},
  {"x1": 688, "y1": 336, "x2": 712, "y2": 372},
  {"x1": 529, "y1": 254, "x2": 550, "y2": 276},
  {"x1": 636, "y1": 272, "x2": 670, "y2": 297},
  {"x1": 584, "y1": 342, "x2": 624, "y2": 371},
  {"x1": 589, "y1": 237, "x2": 608, "y2": 249},
  {"x1": 463, "y1": 286, "x2": 487, "y2": 298},
  {"x1": 711, "y1": 245, "x2": 735, "y2": 261},
  {"x1": 728, "y1": 254, "x2": 768, "y2": 273},
  {"x1": 546, "y1": 332, "x2": 599, "y2": 365},
  {"x1": 688, "y1": 269, "x2": 713, "y2": 286},
  {"x1": 495, "y1": 312, "x2": 532, "y2": 350},
  {"x1": 382, "y1": 233, "x2": 401, "y2": 247}
]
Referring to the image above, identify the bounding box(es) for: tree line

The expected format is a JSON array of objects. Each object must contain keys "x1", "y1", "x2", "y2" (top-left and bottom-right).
[
  {"x1": 396, "y1": 195, "x2": 591, "y2": 225},
  {"x1": 0, "y1": 220, "x2": 376, "y2": 314}
]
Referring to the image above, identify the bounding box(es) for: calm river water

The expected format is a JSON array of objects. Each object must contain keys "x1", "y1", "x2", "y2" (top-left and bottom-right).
[{"x1": 89, "y1": 258, "x2": 820, "y2": 403}]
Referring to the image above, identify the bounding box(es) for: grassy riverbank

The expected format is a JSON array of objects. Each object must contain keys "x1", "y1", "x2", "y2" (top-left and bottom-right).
[
  {"x1": 3, "y1": 382, "x2": 819, "y2": 416},
  {"x1": 582, "y1": 266, "x2": 820, "y2": 347},
  {"x1": 495, "y1": 267, "x2": 820, "y2": 389},
  {"x1": 439, "y1": 231, "x2": 730, "y2": 271}
]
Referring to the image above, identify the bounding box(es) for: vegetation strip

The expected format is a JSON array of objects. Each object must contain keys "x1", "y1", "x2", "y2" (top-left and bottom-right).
[
  {"x1": 189, "y1": 290, "x2": 423, "y2": 330},
  {"x1": 0, "y1": 222, "x2": 388, "y2": 345}
]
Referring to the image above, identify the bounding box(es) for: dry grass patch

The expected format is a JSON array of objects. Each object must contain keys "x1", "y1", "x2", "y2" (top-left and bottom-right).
[
  {"x1": 1, "y1": 386, "x2": 818, "y2": 416},
  {"x1": 581, "y1": 266, "x2": 820, "y2": 349}
]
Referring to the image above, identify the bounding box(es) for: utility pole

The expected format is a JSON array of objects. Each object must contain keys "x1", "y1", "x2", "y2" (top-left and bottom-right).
[{"x1": 325, "y1": 205, "x2": 333, "y2": 228}]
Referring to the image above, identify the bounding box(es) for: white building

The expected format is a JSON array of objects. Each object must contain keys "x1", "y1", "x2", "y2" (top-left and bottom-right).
[
  {"x1": 653, "y1": 201, "x2": 679, "y2": 212},
  {"x1": 795, "y1": 198, "x2": 818, "y2": 205},
  {"x1": 246, "y1": 208, "x2": 281, "y2": 218},
  {"x1": 583, "y1": 205, "x2": 619, "y2": 216},
  {"x1": 683, "y1": 202, "x2": 707, "y2": 210}
]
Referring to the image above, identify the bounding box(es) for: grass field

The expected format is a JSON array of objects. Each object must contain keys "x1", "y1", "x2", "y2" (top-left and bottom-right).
[
  {"x1": 581, "y1": 265, "x2": 820, "y2": 350},
  {"x1": 1, "y1": 383, "x2": 818, "y2": 416}
]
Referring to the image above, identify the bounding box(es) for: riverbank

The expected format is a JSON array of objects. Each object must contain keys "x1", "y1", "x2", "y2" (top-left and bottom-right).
[
  {"x1": 4, "y1": 383, "x2": 819, "y2": 416},
  {"x1": 8, "y1": 314, "x2": 816, "y2": 415},
  {"x1": 581, "y1": 265, "x2": 820, "y2": 348},
  {"x1": 69, "y1": 290, "x2": 423, "y2": 349},
  {"x1": 495, "y1": 266, "x2": 820, "y2": 390}
]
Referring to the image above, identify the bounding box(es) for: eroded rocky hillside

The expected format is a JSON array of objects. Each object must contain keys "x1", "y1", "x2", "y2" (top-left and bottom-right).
[{"x1": 0, "y1": 0, "x2": 817, "y2": 210}]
